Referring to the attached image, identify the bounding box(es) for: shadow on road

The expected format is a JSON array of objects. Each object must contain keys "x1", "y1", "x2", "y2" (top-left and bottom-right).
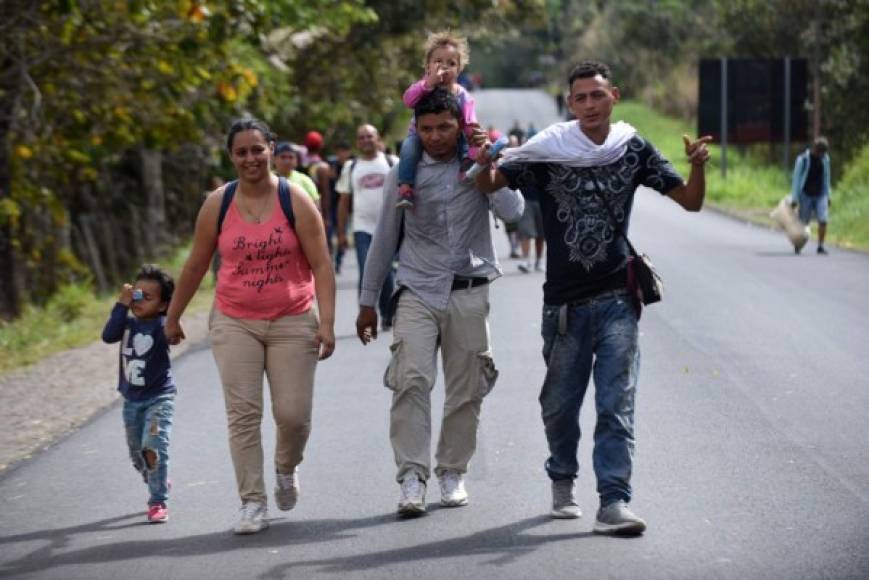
[
  {"x1": 0, "y1": 511, "x2": 395, "y2": 576},
  {"x1": 0, "y1": 512, "x2": 598, "y2": 577},
  {"x1": 260, "y1": 515, "x2": 594, "y2": 577},
  {"x1": 754, "y1": 251, "x2": 802, "y2": 257}
]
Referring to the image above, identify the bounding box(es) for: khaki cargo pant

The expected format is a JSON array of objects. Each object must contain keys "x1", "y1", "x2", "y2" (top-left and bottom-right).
[
  {"x1": 209, "y1": 308, "x2": 319, "y2": 506},
  {"x1": 384, "y1": 286, "x2": 499, "y2": 483}
]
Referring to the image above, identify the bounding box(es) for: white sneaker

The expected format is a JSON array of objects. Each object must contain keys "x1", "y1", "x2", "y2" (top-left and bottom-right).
[
  {"x1": 551, "y1": 480, "x2": 582, "y2": 519},
  {"x1": 275, "y1": 468, "x2": 299, "y2": 511},
  {"x1": 234, "y1": 501, "x2": 268, "y2": 534},
  {"x1": 397, "y1": 477, "x2": 426, "y2": 517},
  {"x1": 438, "y1": 470, "x2": 469, "y2": 507}
]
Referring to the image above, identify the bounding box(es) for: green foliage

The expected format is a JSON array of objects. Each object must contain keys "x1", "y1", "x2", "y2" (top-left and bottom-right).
[
  {"x1": 0, "y1": 242, "x2": 215, "y2": 374},
  {"x1": 47, "y1": 283, "x2": 92, "y2": 323},
  {"x1": 833, "y1": 142, "x2": 869, "y2": 249}
]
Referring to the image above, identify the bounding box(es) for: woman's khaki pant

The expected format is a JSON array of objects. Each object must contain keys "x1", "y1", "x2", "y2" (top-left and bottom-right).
[{"x1": 210, "y1": 308, "x2": 319, "y2": 505}]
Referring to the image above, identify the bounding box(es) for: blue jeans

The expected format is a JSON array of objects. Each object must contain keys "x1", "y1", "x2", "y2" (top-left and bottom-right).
[
  {"x1": 354, "y1": 231, "x2": 395, "y2": 322},
  {"x1": 539, "y1": 290, "x2": 640, "y2": 506},
  {"x1": 122, "y1": 393, "x2": 175, "y2": 506},
  {"x1": 398, "y1": 133, "x2": 469, "y2": 186}
]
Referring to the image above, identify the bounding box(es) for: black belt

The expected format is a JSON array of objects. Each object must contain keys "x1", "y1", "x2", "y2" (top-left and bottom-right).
[
  {"x1": 564, "y1": 288, "x2": 631, "y2": 308},
  {"x1": 451, "y1": 277, "x2": 489, "y2": 291}
]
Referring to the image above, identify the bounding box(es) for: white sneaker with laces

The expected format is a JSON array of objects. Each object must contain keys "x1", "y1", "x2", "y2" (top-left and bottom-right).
[
  {"x1": 234, "y1": 501, "x2": 268, "y2": 535},
  {"x1": 551, "y1": 480, "x2": 582, "y2": 519},
  {"x1": 438, "y1": 470, "x2": 469, "y2": 507},
  {"x1": 397, "y1": 477, "x2": 426, "y2": 516},
  {"x1": 275, "y1": 468, "x2": 299, "y2": 511}
]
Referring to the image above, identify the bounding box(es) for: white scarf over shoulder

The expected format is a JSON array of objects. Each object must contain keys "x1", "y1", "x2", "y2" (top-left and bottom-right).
[{"x1": 500, "y1": 120, "x2": 637, "y2": 167}]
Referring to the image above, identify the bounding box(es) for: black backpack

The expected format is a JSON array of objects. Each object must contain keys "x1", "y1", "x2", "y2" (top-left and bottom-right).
[{"x1": 217, "y1": 176, "x2": 295, "y2": 233}]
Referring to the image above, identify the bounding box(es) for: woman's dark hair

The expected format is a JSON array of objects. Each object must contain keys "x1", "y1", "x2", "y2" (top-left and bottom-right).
[
  {"x1": 136, "y1": 264, "x2": 175, "y2": 311},
  {"x1": 226, "y1": 117, "x2": 275, "y2": 152},
  {"x1": 413, "y1": 87, "x2": 462, "y2": 123},
  {"x1": 568, "y1": 61, "x2": 613, "y2": 87}
]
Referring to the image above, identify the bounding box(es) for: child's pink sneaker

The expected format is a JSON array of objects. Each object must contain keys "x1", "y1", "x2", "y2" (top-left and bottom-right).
[
  {"x1": 397, "y1": 184, "x2": 414, "y2": 209},
  {"x1": 147, "y1": 503, "x2": 169, "y2": 523}
]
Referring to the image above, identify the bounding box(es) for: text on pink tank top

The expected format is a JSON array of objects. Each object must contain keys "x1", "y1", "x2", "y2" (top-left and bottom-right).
[{"x1": 215, "y1": 194, "x2": 314, "y2": 320}]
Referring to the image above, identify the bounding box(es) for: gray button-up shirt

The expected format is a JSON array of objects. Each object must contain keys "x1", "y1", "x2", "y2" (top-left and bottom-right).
[{"x1": 360, "y1": 152, "x2": 524, "y2": 311}]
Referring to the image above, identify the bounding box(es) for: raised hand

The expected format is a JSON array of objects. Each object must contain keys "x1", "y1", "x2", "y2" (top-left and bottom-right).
[
  {"x1": 683, "y1": 135, "x2": 712, "y2": 166},
  {"x1": 119, "y1": 283, "x2": 134, "y2": 306},
  {"x1": 423, "y1": 63, "x2": 449, "y2": 89}
]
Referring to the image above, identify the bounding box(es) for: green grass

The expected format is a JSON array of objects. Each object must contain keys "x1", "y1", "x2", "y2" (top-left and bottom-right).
[
  {"x1": 0, "y1": 244, "x2": 215, "y2": 375},
  {"x1": 617, "y1": 101, "x2": 869, "y2": 250}
]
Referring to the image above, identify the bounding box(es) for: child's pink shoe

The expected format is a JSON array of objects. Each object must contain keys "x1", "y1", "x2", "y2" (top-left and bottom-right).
[
  {"x1": 147, "y1": 503, "x2": 169, "y2": 523},
  {"x1": 397, "y1": 184, "x2": 414, "y2": 209}
]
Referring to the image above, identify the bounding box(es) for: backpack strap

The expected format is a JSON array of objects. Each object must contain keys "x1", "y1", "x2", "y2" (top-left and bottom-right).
[
  {"x1": 217, "y1": 180, "x2": 238, "y2": 234},
  {"x1": 348, "y1": 159, "x2": 358, "y2": 195},
  {"x1": 217, "y1": 178, "x2": 295, "y2": 234},
  {"x1": 277, "y1": 176, "x2": 295, "y2": 228}
]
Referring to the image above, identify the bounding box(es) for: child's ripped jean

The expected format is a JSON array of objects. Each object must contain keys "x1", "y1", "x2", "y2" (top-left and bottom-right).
[
  {"x1": 398, "y1": 132, "x2": 470, "y2": 186},
  {"x1": 122, "y1": 393, "x2": 175, "y2": 506}
]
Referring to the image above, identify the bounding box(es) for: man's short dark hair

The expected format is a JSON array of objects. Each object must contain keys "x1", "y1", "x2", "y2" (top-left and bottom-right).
[
  {"x1": 414, "y1": 87, "x2": 462, "y2": 123},
  {"x1": 568, "y1": 61, "x2": 613, "y2": 87}
]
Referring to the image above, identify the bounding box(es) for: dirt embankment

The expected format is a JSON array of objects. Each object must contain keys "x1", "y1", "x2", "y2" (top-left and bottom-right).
[{"x1": 0, "y1": 311, "x2": 210, "y2": 473}]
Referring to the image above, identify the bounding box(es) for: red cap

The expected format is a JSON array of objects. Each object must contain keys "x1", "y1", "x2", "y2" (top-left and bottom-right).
[{"x1": 304, "y1": 131, "x2": 323, "y2": 151}]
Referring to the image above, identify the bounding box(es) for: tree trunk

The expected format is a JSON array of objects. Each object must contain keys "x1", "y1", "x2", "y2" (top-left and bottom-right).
[
  {"x1": 0, "y1": 60, "x2": 21, "y2": 320},
  {"x1": 141, "y1": 148, "x2": 167, "y2": 255}
]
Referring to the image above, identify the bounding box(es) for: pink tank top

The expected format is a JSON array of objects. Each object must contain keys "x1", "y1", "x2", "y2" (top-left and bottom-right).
[{"x1": 215, "y1": 194, "x2": 314, "y2": 320}]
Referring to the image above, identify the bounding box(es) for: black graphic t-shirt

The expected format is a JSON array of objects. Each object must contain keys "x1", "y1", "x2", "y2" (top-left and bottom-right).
[{"x1": 499, "y1": 136, "x2": 683, "y2": 305}]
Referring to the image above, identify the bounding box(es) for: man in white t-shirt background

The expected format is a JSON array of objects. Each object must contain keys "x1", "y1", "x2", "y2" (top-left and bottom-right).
[{"x1": 337, "y1": 124, "x2": 399, "y2": 330}]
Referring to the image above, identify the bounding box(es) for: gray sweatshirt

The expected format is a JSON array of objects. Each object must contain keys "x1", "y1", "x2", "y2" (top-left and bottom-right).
[{"x1": 360, "y1": 153, "x2": 524, "y2": 311}]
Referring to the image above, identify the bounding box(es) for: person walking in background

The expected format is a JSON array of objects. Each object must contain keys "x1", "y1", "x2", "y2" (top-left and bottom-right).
[
  {"x1": 396, "y1": 30, "x2": 479, "y2": 208},
  {"x1": 304, "y1": 130, "x2": 333, "y2": 228},
  {"x1": 274, "y1": 142, "x2": 320, "y2": 208},
  {"x1": 326, "y1": 142, "x2": 354, "y2": 274},
  {"x1": 336, "y1": 124, "x2": 398, "y2": 330},
  {"x1": 101, "y1": 264, "x2": 177, "y2": 524},
  {"x1": 791, "y1": 136, "x2": 832, "y2": 255},
  {"x1": 516, "y1": 182, "x2": 546, "y2": 273},
  {"x1": 509, "y1": 120, "x2": 525, "y2": 145},
  {"x1": 164, "y1": 117, "x2": 335, "y2": 535},
  {"x1": 356, "y1": 88, "x2": 524, "y2": 517},
  {"x1": 476, "y1": 61, "x2": 710, "y2": 535}
]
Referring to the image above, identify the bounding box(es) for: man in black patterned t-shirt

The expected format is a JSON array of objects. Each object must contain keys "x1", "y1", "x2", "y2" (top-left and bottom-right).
[{"x1": 475, "y1": 61, "x2": 711, "y2": 535}]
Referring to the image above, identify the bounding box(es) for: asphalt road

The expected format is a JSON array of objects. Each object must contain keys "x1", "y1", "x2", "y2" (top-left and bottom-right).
[{"x1": 1, "y1": 90, "x2": 868, "y2": 580}]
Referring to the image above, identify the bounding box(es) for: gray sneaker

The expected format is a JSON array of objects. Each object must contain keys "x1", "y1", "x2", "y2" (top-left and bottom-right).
[
  {"x1": 593, "y1": 500, "x2": 646, "y2": 535},
  {"x1": 397, "y1": 477, "x2": 426, "y2": 517},
  {"x1": 551, "y1": 480, "x2": 581, "y2": 519},
  {"x1": 275, "y1": 468, "x2": 299, "y2": 511},
  {"x1": 234, "y1": 501, "x2": 269, "y2": 535}
]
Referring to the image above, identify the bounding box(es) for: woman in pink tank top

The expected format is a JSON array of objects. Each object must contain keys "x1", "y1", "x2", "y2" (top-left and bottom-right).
[{"x1": 165, "y1": 118, "x2": 335, "y2": 534}]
